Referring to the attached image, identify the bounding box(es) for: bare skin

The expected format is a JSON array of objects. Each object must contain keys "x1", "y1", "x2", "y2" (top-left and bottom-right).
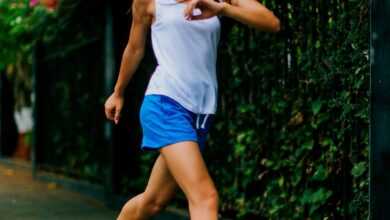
[
  {"x1": 104, "y1": 0, "x2": 280, "y2": 219},
  {"x1": 116, "y1": 155, "x2": 178, "y2": 220},
  {"x1": 180, "y1": 0, "x2": 280, "y2": 32},
  {"x1": 159, "y1": 141, "x2": 219, "y2": 220}
]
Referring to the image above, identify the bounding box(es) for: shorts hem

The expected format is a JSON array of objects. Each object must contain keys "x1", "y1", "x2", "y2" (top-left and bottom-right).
[{"x1": 141, "y1": 138, "x2": 204, "y2": 152}]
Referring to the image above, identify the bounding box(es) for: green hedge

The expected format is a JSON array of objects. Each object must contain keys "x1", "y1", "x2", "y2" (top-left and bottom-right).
[{"x1": 208, "y1": 0, "x2": 368, "y2": 219}]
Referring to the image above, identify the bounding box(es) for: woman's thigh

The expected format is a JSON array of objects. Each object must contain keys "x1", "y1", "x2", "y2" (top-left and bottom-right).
[
  {"x1": 143, "y1": 154, "x2": 178, "y2": 205},
  {"x1": 159, "y1": 141, "x2": 217, "y2": 203}
]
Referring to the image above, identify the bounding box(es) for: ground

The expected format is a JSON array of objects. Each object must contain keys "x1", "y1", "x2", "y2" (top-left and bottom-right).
[{"x1": 0, "y1": 160, "x2": 187, "y2": 220}]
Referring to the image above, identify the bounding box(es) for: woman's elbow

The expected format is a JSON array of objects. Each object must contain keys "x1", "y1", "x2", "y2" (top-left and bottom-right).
[
  {"x1": 269, "y1": 16, "x2": 281, "y2": 33},
  {"x1": 254, "y1": 12, "x2": 281, "y2": 32}
]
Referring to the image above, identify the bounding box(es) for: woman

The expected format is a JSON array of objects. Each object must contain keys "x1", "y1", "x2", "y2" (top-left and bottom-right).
[{"x1": 104, "y1": 0, "x2": 280, "y2": 219}]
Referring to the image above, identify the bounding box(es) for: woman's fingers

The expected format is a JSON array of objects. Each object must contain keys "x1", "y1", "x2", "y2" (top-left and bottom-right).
[
  {"x1": 114, "y1": 106, "x2": 122, "y2": 124},
  {"x1": 105, "y1": 105, "x2": 114, "y2": 121},
  {"x1": 104, "y1": 94, "x2": 124, "y2": 124},
  {"x1": 184, "y1": 3, "x2": 194, "y2": 19},
  {"x1": 104, "y1": 101, "x2": 117, "y2": 122},
  {"x1": 185, "y1": 0, "x2": 223, "y2": 20},
  {"x1": 184, "y1": 0, "x2": 199, "y2": 19},
  {"x1": 191, "y1": 10, "x2": 213, "y2": 20}
]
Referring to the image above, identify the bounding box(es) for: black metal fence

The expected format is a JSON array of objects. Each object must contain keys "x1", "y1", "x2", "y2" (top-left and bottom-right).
[{"x1": 30, "y1": 0, "x2": 157, "y2": 203}]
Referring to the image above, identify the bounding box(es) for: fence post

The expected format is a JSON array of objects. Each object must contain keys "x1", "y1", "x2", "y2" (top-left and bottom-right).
[
  {"x1": 370, "y1": 0, "x2": 390, "y2": 219},
  {"x1": 104, "y1": 0, "x2": 116, "y2": 207}
]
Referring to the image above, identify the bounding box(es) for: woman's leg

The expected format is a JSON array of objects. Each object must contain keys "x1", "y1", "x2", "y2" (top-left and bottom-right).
[
  {"x1": 117, "y1": 154, "x2": 178, "y2": 220},
  {"x1": 159, "y1": 141, "x2": 219, "y2": 220}
]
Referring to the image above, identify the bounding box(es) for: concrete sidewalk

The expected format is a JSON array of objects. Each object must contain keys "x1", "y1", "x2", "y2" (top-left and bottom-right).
[{"x1": 0, "y1": 161, "x2": 187, "y2": 220}]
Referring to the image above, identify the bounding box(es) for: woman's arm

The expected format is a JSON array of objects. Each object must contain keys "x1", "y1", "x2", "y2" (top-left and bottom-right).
[
  {"x1": 113, "y1": 0, "x2": 153, "y2": 96},
  {"x1": 181, "y1": 0, "x2": 280, "y2": 32},
  {"x1": 104, "y1": 0, "x2": 153, "y2": 124},
  {"x1": 220, "y1": 0, "x2": 280, "y2": 32}
]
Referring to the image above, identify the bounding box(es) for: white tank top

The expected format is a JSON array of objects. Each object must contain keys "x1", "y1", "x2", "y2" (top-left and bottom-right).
[{"x1": 144, "y1": 0, "x2": 221, "y2": 114}]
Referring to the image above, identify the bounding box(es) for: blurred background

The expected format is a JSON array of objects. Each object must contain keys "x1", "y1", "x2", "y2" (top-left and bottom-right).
[{"x1": 0, "y1": 0, "x2": 369, "y2": 219}]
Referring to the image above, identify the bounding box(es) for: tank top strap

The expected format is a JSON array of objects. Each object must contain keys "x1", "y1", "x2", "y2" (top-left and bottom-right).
[
  {"x1": 152, "y1": 0, "x2": 184, "y2": 28},
  {"x1": 152, "y1": 0, "x2": 161, "y2": 27}
]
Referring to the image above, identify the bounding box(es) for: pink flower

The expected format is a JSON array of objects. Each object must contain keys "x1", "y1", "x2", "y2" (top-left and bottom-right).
[{"x1": 29, "y1": 0, "x2": 39, "y2": 7}]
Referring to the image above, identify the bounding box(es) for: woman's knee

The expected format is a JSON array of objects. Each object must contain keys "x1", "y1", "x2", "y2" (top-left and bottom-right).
[
  {"x1": 205, "y1": 187, "x2": 219, "y2": 207},
  {"x1": 190, "y1": 184, "x2": 219, "y2": 209},
  {"x1": 117, "y1": 194, "x2": 143, "y2": 220},
  {"x1": 140, "y1": 191, "x2": 169, "y2": 215},
  {"x1": 119, "y1": 192, "x2": 167, "y2": 218}
]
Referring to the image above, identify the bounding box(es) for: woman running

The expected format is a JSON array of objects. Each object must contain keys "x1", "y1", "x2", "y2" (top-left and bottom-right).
[{"x1": 104, "y1": 0, "x2": 280, "y2": 219}]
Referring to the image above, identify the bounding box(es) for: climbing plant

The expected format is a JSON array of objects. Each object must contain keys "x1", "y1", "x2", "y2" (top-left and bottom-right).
[{"x1": 204, "y1": 0, "x2": 369, "y2": 219}]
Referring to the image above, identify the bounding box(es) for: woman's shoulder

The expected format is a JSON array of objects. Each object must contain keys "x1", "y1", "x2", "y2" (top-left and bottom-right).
[
  {"x1": 132, "y1": 0, "x2": 154, "y2": 12},
  {"x1": 131, "y1": 0, "x2": 155, "y2": 22}
]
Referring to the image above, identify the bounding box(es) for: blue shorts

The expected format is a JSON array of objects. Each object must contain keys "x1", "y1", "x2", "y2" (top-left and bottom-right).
[{"x1": 139, "y1": 94, "x2": 214, "y2": 152}]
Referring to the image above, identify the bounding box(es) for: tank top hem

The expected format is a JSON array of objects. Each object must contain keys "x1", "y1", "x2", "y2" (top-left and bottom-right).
[{"x1": 144, "y1": 91, "x2": 217, "y2": 115}]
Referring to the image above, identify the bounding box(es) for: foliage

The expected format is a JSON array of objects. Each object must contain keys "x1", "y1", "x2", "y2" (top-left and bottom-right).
[
  {"x1": 203, "y1": 0, "x2": 369, "y2": 219},
  {"x1": 0, "y1": 0, "x2": 108, "y2": 182},
  {"x1": 0, "y1": 0, "x2": 54, "y2": 71},
  {"x1": 0, "y1": 0, "x2": 58, "y2": 113}
]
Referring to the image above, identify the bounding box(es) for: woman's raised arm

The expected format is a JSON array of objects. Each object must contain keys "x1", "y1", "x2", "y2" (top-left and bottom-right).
[
  {"x1": 180, "y1": 0, "x2": 280, "y2": 32},
  {"x1": 220, "y1": 0, "x2": 280, "y2": 32}
]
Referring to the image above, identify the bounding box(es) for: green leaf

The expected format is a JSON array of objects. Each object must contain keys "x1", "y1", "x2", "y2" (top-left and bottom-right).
[
  {"x1": 302, "y1": 140, "x2": 314, "y2": 150},
  {"x1": 312, "y1": 100, "x2": 323, "y2": 115},
  {"x1": 301, "y1": 187, "x2": 332, "y2": 205},
  {"x1": 261, "y1": 158, "x2": 274, "y2": 168},
  {"x1": 278, "y1": 176, "x2": 285, "y2": 187},
  {"x1": 311, "y1": 165, "x2": 329, "y2": 181},
  {"x1": 291, "y1": 169, "x2": 302, "y2": 186},
  {"x1": 315, "y1": 40, "x2": 321, "y2": 48},
  {"x1": 320, "y1": 137, "x2": 334, "y2": 147},
  {"x1": 351, "y1": 161, "x2": 367, "y2": 177}
]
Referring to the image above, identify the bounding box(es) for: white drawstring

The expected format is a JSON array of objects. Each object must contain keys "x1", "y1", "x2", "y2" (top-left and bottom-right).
[
  {"x1": 195, "y1": 114, "x2": 209, "y2": 129},
  {"x1": 196, "y1": 114, "x2": 200, "y2": 129},
  {"x1": 201, "y1": 114, "x2": 209, "y2": 129}
]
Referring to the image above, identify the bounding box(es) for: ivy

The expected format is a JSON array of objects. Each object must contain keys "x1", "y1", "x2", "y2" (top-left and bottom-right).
[{"x1": 204, "y1": 0, "x2": 369, "y2": 219}]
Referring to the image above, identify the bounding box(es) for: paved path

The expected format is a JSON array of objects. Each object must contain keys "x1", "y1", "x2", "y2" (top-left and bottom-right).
[{"x1": 0, "y1": 161, "x2": 187, "y2": 220}]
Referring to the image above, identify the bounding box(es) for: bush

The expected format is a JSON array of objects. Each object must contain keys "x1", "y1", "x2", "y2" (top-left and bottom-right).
[
  {"x1": 0, "y1": 0, "x2": 54, "y2": 70},
  {"x1": 204, "y1": 0, "x2": 369, "y2": 219}
]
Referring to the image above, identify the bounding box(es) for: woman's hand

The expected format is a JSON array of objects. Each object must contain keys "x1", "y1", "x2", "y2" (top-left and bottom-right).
[
  {"x1": 177, "y1": 0, "x2": 225, "y2": 20},
  {"x1": 104, "y1": 93, "x2": 124, "y2": 125}
]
